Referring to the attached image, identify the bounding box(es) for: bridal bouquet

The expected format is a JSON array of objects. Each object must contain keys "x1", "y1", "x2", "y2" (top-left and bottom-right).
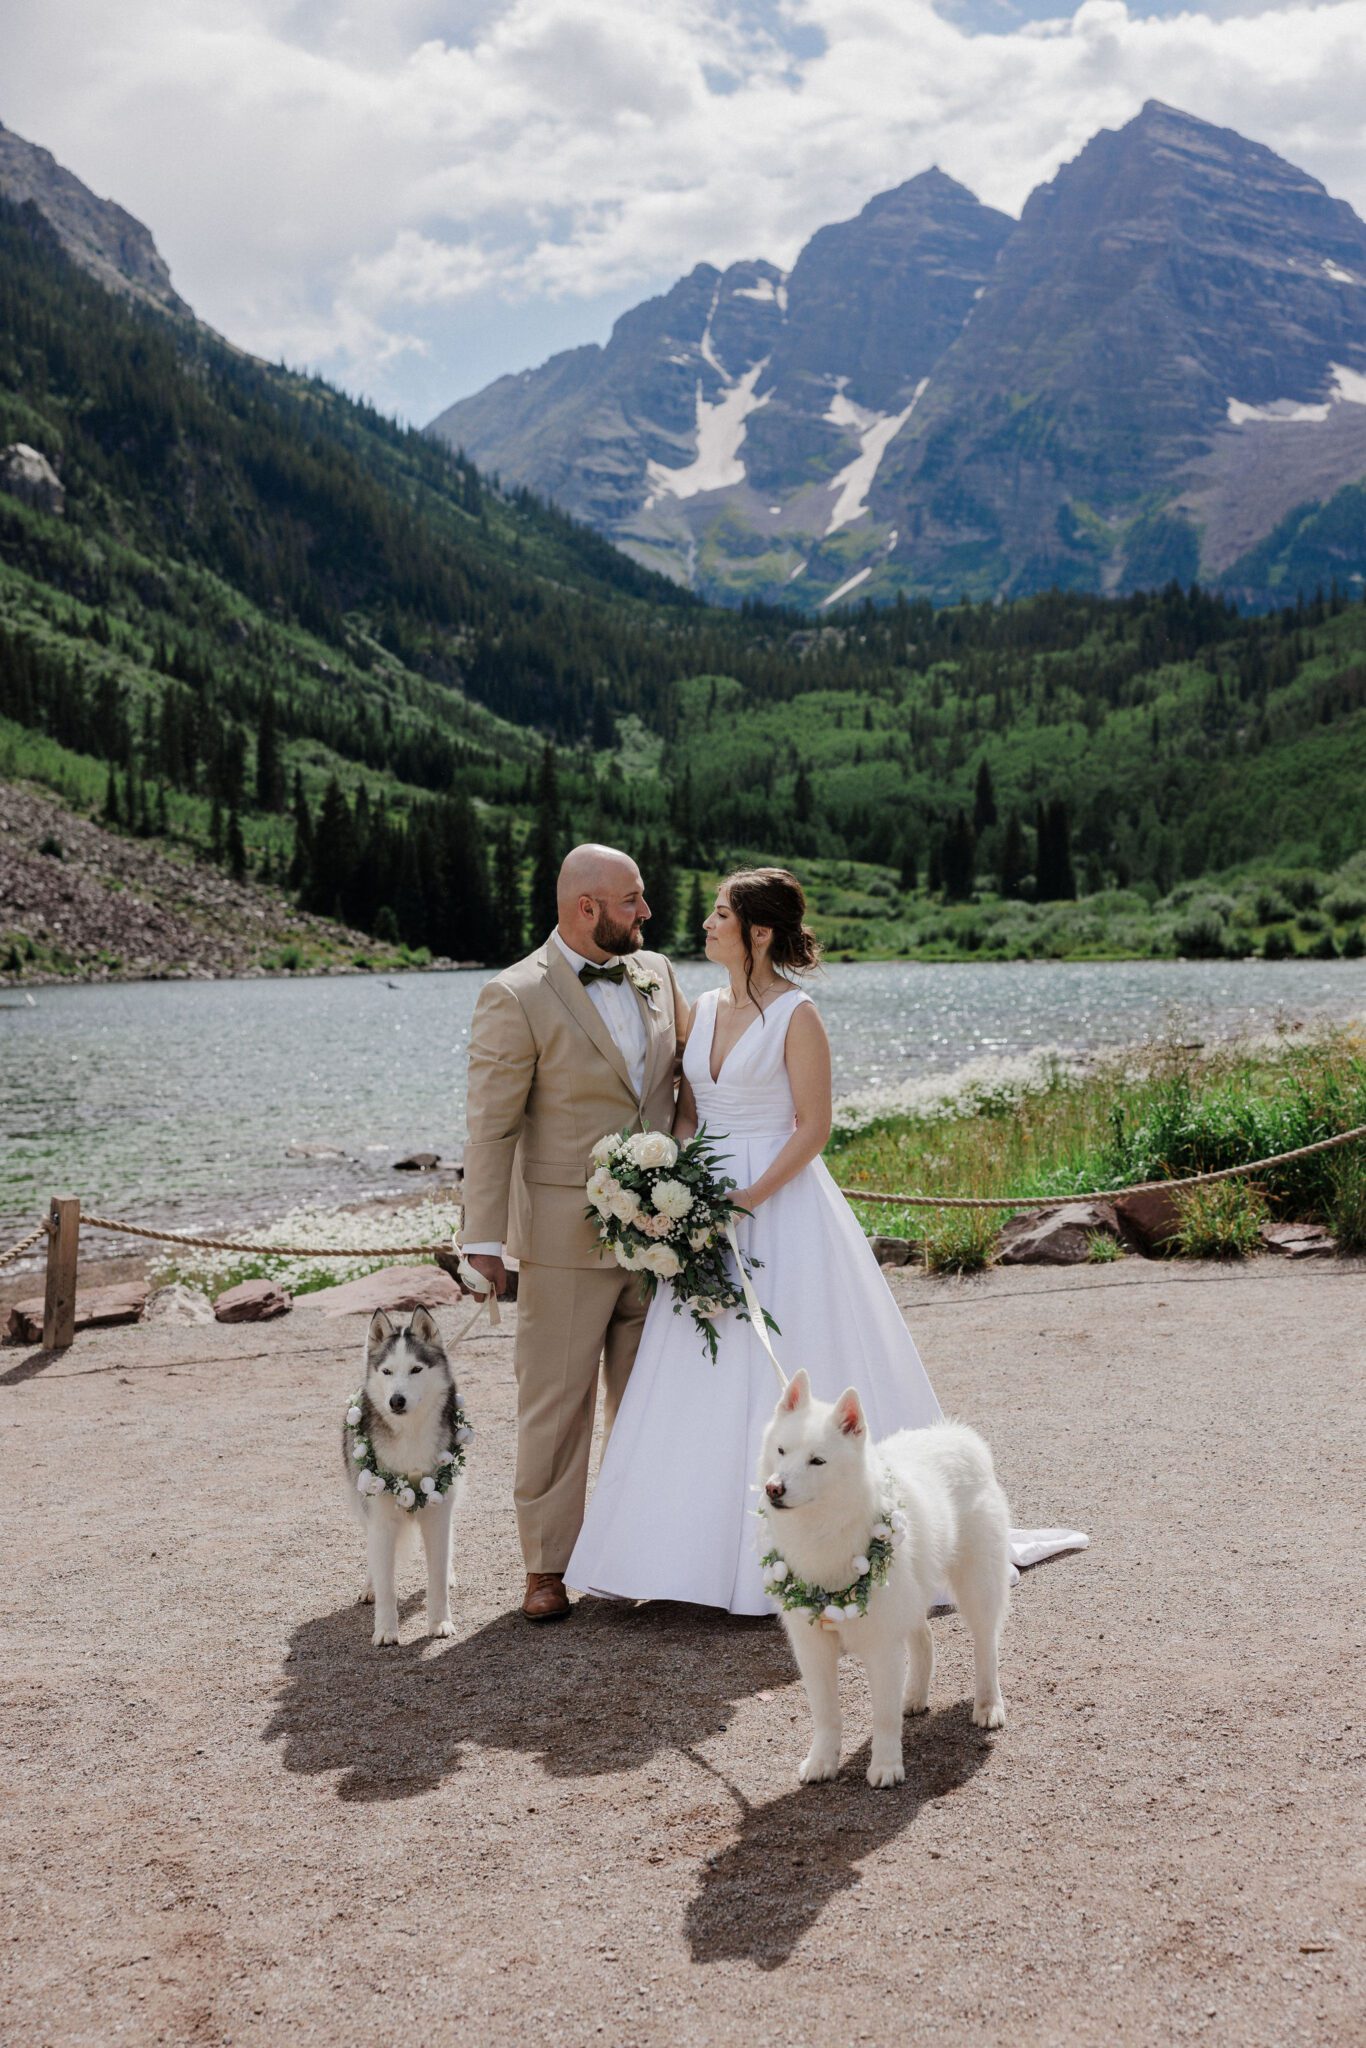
[{"x1": 585, "y1": 1126, "x2": 778, "y2": 1363}]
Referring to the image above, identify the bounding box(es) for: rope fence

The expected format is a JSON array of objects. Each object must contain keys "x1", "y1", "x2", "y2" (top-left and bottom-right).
[{"x1": 5, "y1": 1119, "x2": 1362, "y2": 1349}]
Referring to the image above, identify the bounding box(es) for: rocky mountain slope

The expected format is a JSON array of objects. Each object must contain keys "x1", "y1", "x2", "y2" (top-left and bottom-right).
[
  {"x1": 0, "y1": 119, "x2": 190, "y2": 317},
  {"x1": 429, "y1": 104, "x2": 1366, "y2": 609},
  {"x1": 0, "y1": 782, "x2": 424, "y2": 983}
]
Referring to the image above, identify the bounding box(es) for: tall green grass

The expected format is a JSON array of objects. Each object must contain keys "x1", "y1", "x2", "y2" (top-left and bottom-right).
[{"x1": 829, "y1": 1026, "x2": 1366, "y2": 1267}]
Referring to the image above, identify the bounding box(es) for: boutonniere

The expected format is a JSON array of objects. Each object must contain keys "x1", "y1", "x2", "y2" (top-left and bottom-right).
[{"x1": 626, "y1": 961, "x2": 661, "y2": 1008}]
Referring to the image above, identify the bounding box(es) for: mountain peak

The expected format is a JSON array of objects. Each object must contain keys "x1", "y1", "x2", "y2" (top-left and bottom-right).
[{"x1": 0, "y1": 117, "x2": 190, "y2": 318}]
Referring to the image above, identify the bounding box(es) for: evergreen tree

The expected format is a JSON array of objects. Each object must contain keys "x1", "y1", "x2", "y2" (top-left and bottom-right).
[
  {"x1": 255, "y1": 689, "x2": 284, "y2": 811},
  {"x1": 998, "y1": 811, "x2": 1027, "y2": 898},
  {"x1": 305, "y1": 777, "x2": 354, "y2": 917},
  {"x1": 793, "y1": 761, "x2": 814, "y2": 824},
  {"x1": 288, "y1": 771, "x2": 313, "y2": 890},
  {"x1": 226, "y1": 805, "x2": 247, "y2": 881},
  {"x1": 973, "y1": 757, "x2": 997, "y2": 834},
  {"x1": 527, "y1": 742, "x2": 562, "y2": 940},
  {"x1": 940, "y1": 809, "x2": 977, "y2": 902},
  {"x1": 103, "y1": 764, "x2": 120, "y2": 826},
  {"x1": 682, "y1": 870, "x2": 707, "y2": 956},
  {"x1": 644, "y1": 832, "x2": 678, "y2": 950},
  {"x1": 898, "y1": 837, "x2": 918, "y2": 892},
  {"x1": 209, "y1": 793, "x2": 224, "y2": 864},
  {"x1": 492, "y1": 817, "x2": 524, "y2": 963}
]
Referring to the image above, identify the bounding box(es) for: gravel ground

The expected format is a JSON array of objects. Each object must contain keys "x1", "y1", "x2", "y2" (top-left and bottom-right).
[{"x1": 1, "y1": 1258, "x2": 1362, "y2": 2047}]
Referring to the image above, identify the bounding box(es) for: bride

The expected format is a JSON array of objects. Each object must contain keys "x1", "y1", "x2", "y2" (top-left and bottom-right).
[{"x1": 567, "y1": 866, "x2": 1085, "y2": 1615}]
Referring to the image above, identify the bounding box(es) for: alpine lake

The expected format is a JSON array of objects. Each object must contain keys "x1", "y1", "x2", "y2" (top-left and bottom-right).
[{"x1": 3, "y1": 957, "x2": 1365, "y2": 1267}]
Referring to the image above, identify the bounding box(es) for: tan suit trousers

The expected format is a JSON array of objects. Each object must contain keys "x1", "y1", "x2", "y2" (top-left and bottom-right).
[{"x1": 513, "y1": 1259, "x2": 649, "y2": 1572}]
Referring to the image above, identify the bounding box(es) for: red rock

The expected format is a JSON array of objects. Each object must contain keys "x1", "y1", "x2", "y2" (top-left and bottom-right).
[
  {"x1": 1259, "y1": 1221, "x2": 1336, "y2": 1258},
  {"x1": 998, "y1": 1201, "x2": 1121, "y2": 1265},
  {"x1": 1114, "y1": 1186, "x2": 1184, "y2": 1253},
  {"x1": 4, "y1": 1280, "x2": 148, "y2": 1346},
  {"x1": 297, "y1": 1264, "x2": 465, "y2": 1318},
  {"x1": 214, "y1": 1277, "x2": 293, "y2": 1322}
]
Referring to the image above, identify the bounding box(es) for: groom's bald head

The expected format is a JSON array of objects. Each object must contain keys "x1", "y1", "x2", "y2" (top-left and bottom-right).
[{"x1": 557, "y1": 844, "x2": 650, "y2": 958}]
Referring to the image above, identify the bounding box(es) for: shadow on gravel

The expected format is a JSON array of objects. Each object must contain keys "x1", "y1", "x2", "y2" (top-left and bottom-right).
[
  {"x1": 0, "y1": 1348, "x2": 60, "y2": 1386},
  {"x1": 265, "y1": 1595, "x2": 793, "y2": 1802},
  {"x1": 685, "y1": 1706, "x2": 994, "y2": 1969}
]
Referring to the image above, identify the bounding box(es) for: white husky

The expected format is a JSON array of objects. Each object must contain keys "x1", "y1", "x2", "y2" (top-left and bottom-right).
[
  {"x1": 757, "y1": 1370, "x2": 1011, "y2": 1788},
  {"x1": 344, "y1": 1307, "x2": 468, "y2": 1648}
]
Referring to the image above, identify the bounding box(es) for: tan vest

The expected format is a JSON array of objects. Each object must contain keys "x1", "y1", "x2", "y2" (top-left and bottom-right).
[{"x1": 462, "y1": 939, "x2": 683, "y2": 1269}]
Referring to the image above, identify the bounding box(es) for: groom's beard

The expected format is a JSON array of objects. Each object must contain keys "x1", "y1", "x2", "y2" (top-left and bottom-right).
[{"x1": 593, "y1": 909, "x2": 646, "y2": 956}]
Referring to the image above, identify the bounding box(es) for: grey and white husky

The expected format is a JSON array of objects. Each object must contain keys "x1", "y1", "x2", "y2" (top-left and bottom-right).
[
  {"x1": 344, "y1": 1307, "x2": 465, "y2": 1647},
  {"x1": 758, "y1": 1370, "x2": 1011, "y2": 1788}
]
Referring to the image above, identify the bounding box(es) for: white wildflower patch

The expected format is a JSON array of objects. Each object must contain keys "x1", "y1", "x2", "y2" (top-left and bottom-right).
[
  {"x1": 149, "y1": 1198, "x2": 465, "y2": 1300},
  {"x1": 829, "y1": 1047, "x2": 1084, "y2": 1141}
]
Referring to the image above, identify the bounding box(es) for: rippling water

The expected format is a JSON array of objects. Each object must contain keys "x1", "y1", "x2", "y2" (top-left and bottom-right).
[{"x1": 2, "y1": 959, "x2": 1363, "y2": 1262}]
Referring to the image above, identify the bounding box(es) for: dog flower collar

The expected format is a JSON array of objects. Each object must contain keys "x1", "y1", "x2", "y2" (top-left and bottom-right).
[
  {"x1": 345, "y1": 1390, "x2": 473, "y2": 1513},
  {"x1": 758, "y1": 1496, "x2": 907, "y2": 1624}
]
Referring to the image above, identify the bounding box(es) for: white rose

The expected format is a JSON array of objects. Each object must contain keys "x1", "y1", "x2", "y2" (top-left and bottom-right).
[
  {"x1": 688, "y1": 1228, "x2": 712, "y2": 1251},
  {"x1": 438, "y1": 1449, "x2": 455, "y2": 1465},
  {"x1": 890, "y1": 1511, "x2": 908, "y2": 1534},
  {"x1": 607, "y1": 1187, "x2": 639, "y2": 1225},
  {"x1": 455, "y1": 1426, "x2": 474, "y2": 1444},
  {"x1": 351, "y1": 1442, "x2": 367, "y2": 1462},
  {"x1": 396, "y1": 1485, "x2": 417, "y2": 1510},
  {"x1": 628, "y1": 1131, "x2": 677, "y2": 1169},
  {"x1": 420, "y1": 1476, "x2": 436, "y2": 1494},
  {"x1": 355, "y1": 1472, "x2": 370, "y2": 1495},
  {"x1": 345, "y1": 1405, "x2": 362, "y2": 1427},
  {"x1": 642, "y1": 1244, "x2": 681, "y2": 1280},
  {"x1": 692, "y1": 1297, "x2": 723, "y2": 1319},
  {"x1": 822, "y1": 1603, "x2": 844, "y2": 1623},
  {"x1": 615, "y1": 1243, "x2": 643, "y2": 1270},
  {"x1": 769, "y1": 1559, "x2": 789, "y2": 1583},
  {"x1": 843, "y1": 1603, "x2": 861, "y2": 1620},
  {"x1": 853, "y1": 1555, "x2": 871, "y2": 1577},
  {"x1": 652, "y1": 1178, "x2": 693, "y2": 1220},
  {"x1": 871, "y1": 1523, "x2": 892, "y2": 1542},
  {"x1": 586, "y1": 1167, "x2": 612, "y2": 1212},
  {"x1": 591, "y1": 1134, "x2": 617, "y2": 1167}
]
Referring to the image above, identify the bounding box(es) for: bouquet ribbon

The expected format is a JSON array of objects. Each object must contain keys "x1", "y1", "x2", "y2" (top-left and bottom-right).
[{"x1": 723, "y1": 1217, "x2": 788, "y2": 1390}]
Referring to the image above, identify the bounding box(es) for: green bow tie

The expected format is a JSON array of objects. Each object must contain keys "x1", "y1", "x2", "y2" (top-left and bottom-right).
[{"x1": 579, "y1": 959, "x2": 627, "y2": 986}]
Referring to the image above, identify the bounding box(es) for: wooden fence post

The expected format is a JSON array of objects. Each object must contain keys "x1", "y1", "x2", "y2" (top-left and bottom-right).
[{"x1": 42, "y1": 1196, "x2": 80, "y2": 1351}]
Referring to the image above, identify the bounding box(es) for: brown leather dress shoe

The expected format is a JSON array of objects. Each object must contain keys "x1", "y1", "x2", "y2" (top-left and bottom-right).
[{"x1": 522, "y1": 1572, "x2": 571, "y2": 1622}]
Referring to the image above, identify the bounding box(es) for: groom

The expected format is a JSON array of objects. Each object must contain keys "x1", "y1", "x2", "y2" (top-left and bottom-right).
[{"x1": 462, "y1": 844, "x2": 687, "y2": 1620}]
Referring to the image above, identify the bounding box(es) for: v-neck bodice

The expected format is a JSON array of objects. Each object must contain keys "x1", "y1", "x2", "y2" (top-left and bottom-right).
[{"x1": 685, "y1": 985, "x2": 809, "y2": 1136}]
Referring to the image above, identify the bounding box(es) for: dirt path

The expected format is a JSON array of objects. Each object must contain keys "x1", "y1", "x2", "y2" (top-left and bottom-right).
[{"x1": 1, "y1": 1259, "x2": 1362, "y2": 2046}]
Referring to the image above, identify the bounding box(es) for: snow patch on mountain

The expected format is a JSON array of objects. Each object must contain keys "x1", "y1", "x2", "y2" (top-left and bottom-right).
[
  {"x1": 644, "y1": 358, "x2": 771, "y2": 503},
  {"x1": 1321, "y1": 258, "x2": 1363, "y2": 286},
  {"x1": 698, "y1": 282, "x2": 725, "y2": 379},
  {"x1": 819, "y1": 565, "x2": 872, "y2": 608},
  {"x1": 823, "y1": 377, "x2": 928, "y2": 535},
  {"x1": 732, "y1": 273, "x2": 786, "y2": 304},
  {"x1": 1227, "y1": 362, "x2": 1366, "y2": 425}
]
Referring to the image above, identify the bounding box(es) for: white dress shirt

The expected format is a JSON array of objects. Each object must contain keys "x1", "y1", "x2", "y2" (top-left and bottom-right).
[{"x1": 463, "y1": 930, "x2": 650, "y2": 1258}]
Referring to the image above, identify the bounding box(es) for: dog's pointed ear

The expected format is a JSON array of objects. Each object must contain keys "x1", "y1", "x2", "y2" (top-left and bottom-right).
[
  {"x1": 409, "y1": 1306, "x2": 439, "y2": 1346},
  {"x1": 780, "y1": 1368, "x2": 810, "y2": 1413},
  {"x1": 367, "y1": 1309, "x2": 395, "y2": 1356},
  {"x1": 833, "y1": 1387, "x2": 866, "y2": 1437}
]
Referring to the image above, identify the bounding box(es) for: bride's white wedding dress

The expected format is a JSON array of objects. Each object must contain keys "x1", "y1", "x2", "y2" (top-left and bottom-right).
[{"x1": 566, "y1": 985, "x2": 1087, "y2": 1615}]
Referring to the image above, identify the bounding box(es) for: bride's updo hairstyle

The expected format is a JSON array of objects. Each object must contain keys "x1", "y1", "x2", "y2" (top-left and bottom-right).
[{"x1": 722, "y1": 867, "x2": 822, "y2": 1010}]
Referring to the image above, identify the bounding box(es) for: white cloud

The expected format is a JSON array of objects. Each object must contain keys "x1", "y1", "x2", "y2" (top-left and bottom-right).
[{"x1": 5, "y1": 0, "x2": 1366, "y2": 419}]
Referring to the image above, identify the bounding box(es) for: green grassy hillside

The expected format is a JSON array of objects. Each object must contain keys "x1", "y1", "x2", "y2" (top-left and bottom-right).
[{"x1": 2, "y1": 190, "x2": 1365, "y2": 973}]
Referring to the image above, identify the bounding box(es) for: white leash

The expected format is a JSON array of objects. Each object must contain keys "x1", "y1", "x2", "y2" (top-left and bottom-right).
[
  {"x1": 452, "y1": 1249, "x2": 503, "y2": 1343},
  {"x1": 724, "y1": 1218, "x2": 788, "y2": 1390}
]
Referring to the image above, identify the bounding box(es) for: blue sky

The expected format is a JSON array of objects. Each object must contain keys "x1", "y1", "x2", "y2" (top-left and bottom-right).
[{"x1": 7, "y1": 1, "x2": 1366, "y2": 424}]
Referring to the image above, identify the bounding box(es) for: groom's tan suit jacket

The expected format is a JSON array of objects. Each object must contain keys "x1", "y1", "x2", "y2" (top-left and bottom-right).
[
  {"x1": 463, "y1": 937, "x2": 686, "y2": 1573},
  {"x1": 463, "y1": 938, "x2": 683, "y2": 1266}
]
